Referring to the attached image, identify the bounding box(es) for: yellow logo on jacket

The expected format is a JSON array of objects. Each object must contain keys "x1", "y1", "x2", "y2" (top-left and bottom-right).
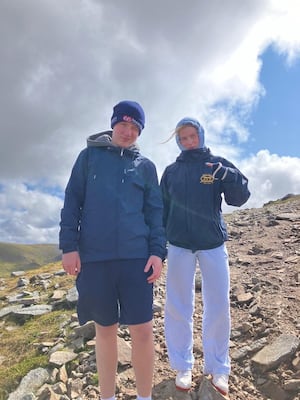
[{"x1": 200, "y1": 174, "x2": 214, "y2": 184}]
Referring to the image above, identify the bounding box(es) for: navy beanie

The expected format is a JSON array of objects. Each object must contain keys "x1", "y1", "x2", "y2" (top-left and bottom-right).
[{"x1": 111, "y1": 100, "x2": 145, "y2": 134}]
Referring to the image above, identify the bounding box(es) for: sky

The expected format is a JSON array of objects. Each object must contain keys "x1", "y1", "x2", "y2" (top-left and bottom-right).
[{"x1": 0, "y1": 0, "x2": 300, "y2": 244}]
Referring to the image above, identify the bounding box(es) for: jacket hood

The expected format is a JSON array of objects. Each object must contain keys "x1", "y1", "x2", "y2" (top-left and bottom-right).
[
  {"x1": 86, "y1": 130, "x2": 140, "y2": 153},
  {"x1": 175, "y1": 117, "x2": 205, "y2": 151}
]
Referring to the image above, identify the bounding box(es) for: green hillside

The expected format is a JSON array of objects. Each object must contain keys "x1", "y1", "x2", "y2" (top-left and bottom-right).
[{"x1": 0, "y1": 242, "x2": 61, "y2": 276}]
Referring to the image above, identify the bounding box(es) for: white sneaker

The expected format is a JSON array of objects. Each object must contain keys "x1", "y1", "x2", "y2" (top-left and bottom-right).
[
  {"x1": 175, "y1": 370, "x2": 192, "y2": 391},
  {"x1": 212, "y1": 374, "x2": 229, "y2": 395}
]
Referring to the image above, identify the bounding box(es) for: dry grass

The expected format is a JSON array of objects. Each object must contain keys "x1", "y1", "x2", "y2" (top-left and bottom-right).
[{"x1": 0, "y1": 262, "x2": 76, "y2": 398}]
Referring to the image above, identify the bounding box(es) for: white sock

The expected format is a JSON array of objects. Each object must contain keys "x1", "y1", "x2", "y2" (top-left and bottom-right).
[{"x1": 137, "y1": 396, "x2": 152, "y2": 400}]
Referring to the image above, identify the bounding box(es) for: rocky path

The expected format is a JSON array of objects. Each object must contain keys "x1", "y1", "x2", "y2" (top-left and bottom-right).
[{"x1": 1, "y1": 195, "x2": 300, "y2": 399}]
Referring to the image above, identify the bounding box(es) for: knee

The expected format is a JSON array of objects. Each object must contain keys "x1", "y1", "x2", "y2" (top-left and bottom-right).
[
  {"x1": 95, "y1": 322, "x2": 118, "y2": 340},
  {"x1": 129, "y1": 321, "x2": 153, "y2": 343}
]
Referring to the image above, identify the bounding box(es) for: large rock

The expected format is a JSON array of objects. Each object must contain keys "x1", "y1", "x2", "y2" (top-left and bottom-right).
[
  {"x1": 7, "y1": 368, "x2": 50, "y2": 400},
  {"x1": 197, "y1": 376, "x2": 229, "y2": 400},
  {"x1": 49, "y1": 350, "x2": 78, "y2": 367},
  {"x1": 251, "y1": 333, "x2": 300, "y2": 372}
]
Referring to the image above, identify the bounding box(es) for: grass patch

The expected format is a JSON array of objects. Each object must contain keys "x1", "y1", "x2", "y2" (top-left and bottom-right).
[
  {"x1": 0, "y1": 310, "x2": 73, "y2": 398},
  {"x1": 0, "y1": 262, "x2": 76, "y2": 398},
  {"x1": 0, "y1": 354, "x2": 48, "y2": 398}
]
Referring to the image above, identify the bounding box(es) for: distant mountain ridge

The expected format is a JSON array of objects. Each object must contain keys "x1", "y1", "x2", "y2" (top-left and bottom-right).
[{"x1": 0, "y1": 242, "x2": 61, "y2": 276}]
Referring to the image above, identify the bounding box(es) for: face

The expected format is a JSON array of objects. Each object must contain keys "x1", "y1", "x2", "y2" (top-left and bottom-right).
[
  {"x1": 111, "y1": 121, "x2": 140, "y2": 147},
  {"x1": 178, "y1": 126, "x2": 200, "y2": 150}
]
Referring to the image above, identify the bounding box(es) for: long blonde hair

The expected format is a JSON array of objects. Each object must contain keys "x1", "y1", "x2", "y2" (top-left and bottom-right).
[{"x1": 161, "y1": 123, "x2": 195, "y2": 144}]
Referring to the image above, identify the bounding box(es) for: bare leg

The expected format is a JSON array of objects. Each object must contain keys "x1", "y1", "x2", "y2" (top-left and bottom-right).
[
  {"x1": 128, "y1": 321, "x2": 154, "y2": 397},
  {"x1": 95, "y1": 322, "x2": 118, "y2": 399}
]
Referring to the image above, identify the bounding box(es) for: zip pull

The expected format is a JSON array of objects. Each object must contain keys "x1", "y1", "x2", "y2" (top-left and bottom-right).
[
  {"x1": 122, "y1": 168, "x2": 126, "y2": 184},
  {"x1": 121, "y1": 148, "x2": 124, "y2": 156}
]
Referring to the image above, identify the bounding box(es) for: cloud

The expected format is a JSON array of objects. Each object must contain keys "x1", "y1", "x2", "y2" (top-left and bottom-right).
[
  {"x1": 242, "y1": 150, "x2": 300, "y2": 207},
  {"x1": 0, "y1": 182, "x2": 62, "y2": 243},
  {"x1": 0, "y1": 0, "x2": 300, "y2": 243}
]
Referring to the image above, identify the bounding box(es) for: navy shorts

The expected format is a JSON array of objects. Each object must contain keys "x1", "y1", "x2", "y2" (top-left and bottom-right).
[{"x1": 76, "y1": 259, "x2": 153, "y2": 326}]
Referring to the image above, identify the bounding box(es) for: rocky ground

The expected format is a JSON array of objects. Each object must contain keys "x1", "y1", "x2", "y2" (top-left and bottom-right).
[
  {"x1": 151, "y1": 194, "x2": 300, "y2": 400},
  {"x1": 1, "y1": 195, "x2": 300, "y2": 400}
]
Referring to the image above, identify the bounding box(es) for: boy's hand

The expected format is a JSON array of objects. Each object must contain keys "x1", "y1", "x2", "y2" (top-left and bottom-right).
[
  {"x1": 62, "y1": 251, "x2": 81, "y2": 275},
  {"x1": 144, "y1": 255, "x2": 163, "y2": 283}
]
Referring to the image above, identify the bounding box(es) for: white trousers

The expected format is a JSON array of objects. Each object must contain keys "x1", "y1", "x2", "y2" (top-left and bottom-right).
[{"x1": 164, "y1": 244, "x2": 231, "y2": 375}]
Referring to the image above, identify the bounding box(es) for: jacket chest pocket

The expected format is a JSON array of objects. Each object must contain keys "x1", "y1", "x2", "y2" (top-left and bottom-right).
[{"x1": 122, "y1": 173, "x2": 145, "y2": 213}]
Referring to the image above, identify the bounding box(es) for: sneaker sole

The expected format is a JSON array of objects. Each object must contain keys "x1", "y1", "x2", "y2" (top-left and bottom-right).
[
  {"x1": 212, "y1": 382, "x2": 229, "y2": 397},
  {"x1": 175, "y1": 383, "x2": 191, "y2": 392}
]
